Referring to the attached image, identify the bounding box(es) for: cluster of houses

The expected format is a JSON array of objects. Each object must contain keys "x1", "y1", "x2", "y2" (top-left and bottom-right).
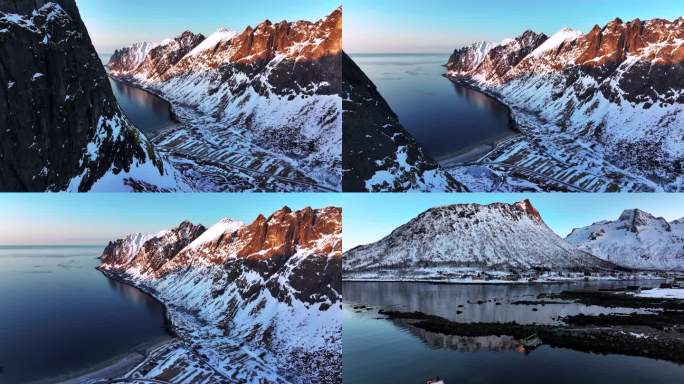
[{"x1": 660, "y1": 277, "x2": 684, "y2": 289}]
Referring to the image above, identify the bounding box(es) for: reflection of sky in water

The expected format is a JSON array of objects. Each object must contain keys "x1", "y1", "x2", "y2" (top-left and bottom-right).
[
  {"x1": 0, "y1": 246, "x2": 169, "y2": 383},
  {"x1": 343, "y1": 281, "x2": 684, "y2": 384},
  {"x1": 351, "y1": 54, "x2": 516, "y2": 160},
  {"x1": 108, "y1": 79, "x2": 176, "y2": 139},
  {"x1": 343, "y1": 281, "x2": 662, "y2": 325}
]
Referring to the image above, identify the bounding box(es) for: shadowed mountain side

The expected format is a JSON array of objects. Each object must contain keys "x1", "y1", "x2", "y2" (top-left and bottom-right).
[{"x1": 342, "y1": 52, "x2": 465, "y2": 192}]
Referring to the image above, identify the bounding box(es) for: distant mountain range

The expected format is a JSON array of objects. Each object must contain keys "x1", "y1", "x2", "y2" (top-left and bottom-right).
[
  {"x1": 567, "y1": 209, "x2": 684, "y2": 271},
  {"x1": 344, "y1": 200, "x2": 616, "y2": 281},
  {"x1": 107, "y1": 8, "x2": 342, "y2": 192},
  {"x1": 345, "y1": 200, "x2": 684, "y2": 281},
  {"x1": 99, "y1": 206, "x2": 342, "y2": 383},
  {"x1": 446, "y1": 17, "x2": 684, "y2": 192}
]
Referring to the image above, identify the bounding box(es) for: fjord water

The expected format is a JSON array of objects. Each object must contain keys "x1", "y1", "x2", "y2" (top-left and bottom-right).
[
  {"x1": 350, "y1": 54, "x2": 516, "y2": 162},
  {"x1": 99, "y1": 54, "x2": 176, "y2": 139},
  {"x1": 0, "y1": 246, "x2": 170, "y2": 383},
  {"x1": 343, "y1": 281, "x2": 684, "y2": 384}
]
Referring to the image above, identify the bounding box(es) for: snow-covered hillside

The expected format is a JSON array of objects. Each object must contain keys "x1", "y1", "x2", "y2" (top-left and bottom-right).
[
  {"x1": 0, "y1": 0, "x2": 186, "y2": 191},
  {"x1": 343, "y1": 200, "x2": 615, "y2": 281},
  {"x1": 446, "y1": 17, "x2": 684, "y2": 192},
  {"x1": 107, "y1": 8, "x2": 342, "y2": 192},
  {"x1": 567, "y1": 209, "x2": 684, "y2": 271},
  {"x1": 99, "y1": 207, "x2": 342, "y2": 383}
]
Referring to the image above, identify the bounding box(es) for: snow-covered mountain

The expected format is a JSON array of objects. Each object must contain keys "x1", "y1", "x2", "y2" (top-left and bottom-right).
[
  {"x1": 0, "y1": 0, "x2": 186, "y2": 191},
  {"x1": 344, "y1": 200, "x2": 615, "y2": 280},
  {"x1": 107, "y1": 8, "x2": 342, "y2": 192},
  {"x1": 567, "y1": 209, "x2": 684, "y2": 271},
  {"x1": 99, "y1": 206, "x2": 342, "y2": 383},
  {"x1": 342, "y1": 52, "x2": 465, "y2": 192},
  {"x1": 446, "y1": 17, "x2": 684, "y2": 191}
]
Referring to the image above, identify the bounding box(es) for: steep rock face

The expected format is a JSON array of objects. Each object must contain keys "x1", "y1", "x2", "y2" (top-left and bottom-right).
[
  {"x1": 344, "y1": 200, "x2": 614, "y2": 280},
  {"x1": 446, "y1": 18, "x2": 684, "y2": 189},
  {"x1": 567, "y1": 209, "x2": 684, "y2": 271},
  {"x1": 123, "y1": 31, "x2": 206, "y2": 82},
  {"x1": 107, "y1": 41, "x2": 160, "y2": 73},
  {"x1": 99, "y1": 206, "x2": 342, "y2": 383},
  {"x1": 0, "y1": 0, "x2": 183, "y2": 191},
  {"x1": 106, "y1": 8, "x2": 342, "y2": 191},
  {"x1": 342, "y1": 52, "x2": 465, "y2": 192}
]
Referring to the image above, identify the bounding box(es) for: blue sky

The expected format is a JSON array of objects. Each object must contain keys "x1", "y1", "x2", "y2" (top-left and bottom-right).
[
  {"x1": 0, "y1": 194, "x2": 342, "y2": 245},
  {"x1": 341, "y1": 194, "x2": 684, "y2": 250},
  {"x1": 77, "y1": 0, "x2": 340, "y2": 53},
  {"x1": 3, "y1": 194, "x2": 683, "y2": 249},
  {"x1": 345, "y1": 0, "x2": 684, "y2": 53}
]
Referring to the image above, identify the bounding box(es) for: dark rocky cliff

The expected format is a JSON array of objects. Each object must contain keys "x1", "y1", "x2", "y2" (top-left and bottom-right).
[
  {"x1": 342, "y1": 52, "x2": 465, "y2": 192},
  {"x1": 0, "y1": 0, "x2": 169, "y2": 191}
]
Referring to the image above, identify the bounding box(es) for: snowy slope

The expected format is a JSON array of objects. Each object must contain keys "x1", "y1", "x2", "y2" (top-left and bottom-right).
[
  {"x1": 567, "y1": 209, "x2": 684, "y2": 271},
  {"x1": 99, "y1": 207, "x2": 342, "y2": 383},
  {"x1": 446, "y1": 18, "x2": 684, "y2": 191},
  {"x1": 344, "y1": 200, "x2": 614, "y2": 281},
  {"x1": 107, "y1": 8, "x2": 342, "y2": 192}
]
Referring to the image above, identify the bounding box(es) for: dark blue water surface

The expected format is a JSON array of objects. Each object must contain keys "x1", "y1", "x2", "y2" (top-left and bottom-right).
[
  {"x1": 343, "y1": 281, "x2": 684, "y2": 384},
  {"x1": 350, "y1": 54, "x2": 515, "y2": 162},
  {"x1": 0, "y1": 246, "x2": 170, "y2": 384},
  {"x1": 99, "y1": 54, "x2": 176, "y2": 139}
]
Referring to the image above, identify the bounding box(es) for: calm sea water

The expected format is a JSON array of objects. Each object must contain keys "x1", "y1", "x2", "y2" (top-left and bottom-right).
[
  {"x1": 99, "y1": 54, "x2": 176, "y2": 139},
  {"x1": 343, "y1": 281, "x2": 684, "y2": 384},
  {"x1": 0, "y1": 246, "x2": 170, "y2": 383},
  {"x1": 350, "y1": 53, "x2": 516, "y2": 162}
]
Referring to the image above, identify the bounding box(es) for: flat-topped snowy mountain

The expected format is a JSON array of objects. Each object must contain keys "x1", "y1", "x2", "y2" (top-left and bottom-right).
[
  {"x1": 446, "y1": 17, "x2": 684, "y2": 191},
  {"x1": 99, "y1": 206, "x2": 342, "y2": 383},
  {"x1": 107, "y1": 8, "x2": 342, "y2": 192},
  {"x1": 344, "y1": 200, "x2": 615, "y2": 281},
  {"x1": 342, "y1": 52, "x2": 465, "y2": 192},
  {"x1": 0, "y1": 0, "x2": 185, "y2": 191},
  {"x1": 567, "y1": 209, "x2": 684, "y2": 271}
]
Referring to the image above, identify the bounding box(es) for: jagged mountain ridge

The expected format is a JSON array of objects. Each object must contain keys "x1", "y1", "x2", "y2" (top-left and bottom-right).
[
  {"x1": 566, "y1": 209, "x2": 684, "y2": 271},
  {"x1": 344, "y1": 200, "x2": 615, "y2": 280},
  {"x1": 342, "y1": 52, "x2": 466, "y2": 192},
  {"x1": 446, "y1": 17, "x2": 684, "y2": 191},
  {"x1": 99, "y1": 206, "x2": 342, "y2": 383},
  {"x1": 0, "y1": 0, "x2": 184, "y2": 191},
  {"x1": 106, "y1": 8, "x2": 342, "y2": 191}
]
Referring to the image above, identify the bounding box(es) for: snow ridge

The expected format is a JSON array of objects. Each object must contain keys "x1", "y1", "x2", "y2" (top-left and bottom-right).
[
  {"x1": 567, "y1": 209, "x2": 684, "y2": 271},
  {"x1": 344, "y1": 200, "x2": 614, "y2": 281},
  {"x1": 99, "y1": 207, "x2": 342, "y2": 383}
]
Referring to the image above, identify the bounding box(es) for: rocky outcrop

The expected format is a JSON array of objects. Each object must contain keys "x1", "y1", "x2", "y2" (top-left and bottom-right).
[
  {"x1": 446, "y1": 17, "x2": 684, "y2": 190},
  {"x1": 99, "y1": 206, "x2": 342, "y2": 383},
  {"x1": 344, "y1": 200, "x2": 615, "y2": 280},
  {"x1": 448, "y1": 30, "x2": 548, "y2": 81},
  {"x1": 342, "y1": 52, "x2": 465, "y2": 192},
  {"x1": 106, "y1": 8, "x2": 342, "y2": 191},
  {"x1": 101, "y1": 221, "x2": 207, "y2": 277},
  {"x1": 0, "y1": 0, "x2": 183, "y2": 191},
  {"x1": 567, "y1": 209, "x2": 684, "y2": 271}
]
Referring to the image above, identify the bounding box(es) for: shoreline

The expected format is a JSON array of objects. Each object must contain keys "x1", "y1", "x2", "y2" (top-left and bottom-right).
[
  {"x1": 442, "y1": 73, "x2": 519, "y2": 133},
  {"x1": 53, "y1": 337, "x2": 175, "y2": 384},
  {"x1": 431, "y1": 72, "x2": 521, "y2": 164},
  {"x1": 47, "y1": 267, "x2": 181, "y2": 384},
  {"x1": 107, "y1": 74, "x2": 184, "y2": 131},
  {"x1": 343, "y1": 276, "x2": 667, "y2": 285}
]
